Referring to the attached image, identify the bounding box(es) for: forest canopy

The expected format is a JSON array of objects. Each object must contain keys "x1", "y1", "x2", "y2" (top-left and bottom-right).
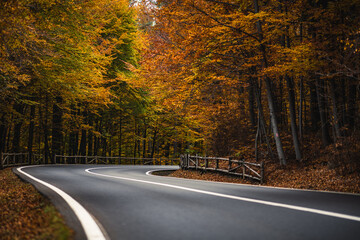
[{"x1": 1, "y1": 0, "x2": 360, "y2": 170}]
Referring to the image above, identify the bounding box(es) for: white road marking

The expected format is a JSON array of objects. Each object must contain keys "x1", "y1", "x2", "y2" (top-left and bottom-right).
[
  {"x1": 17, "y1": 166, "x2": 107, "y2": 240},
  {"x1": 86, "y1": 167, "x2": 360, "y2": 222},
  {"x1": 147, "y1": 169, "x2": 360, "y2": 196}
]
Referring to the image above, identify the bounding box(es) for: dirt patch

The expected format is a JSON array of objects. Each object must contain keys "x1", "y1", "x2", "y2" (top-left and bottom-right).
[{"x1": 151, "y1": 170, "x2": 177, "y2": 176}]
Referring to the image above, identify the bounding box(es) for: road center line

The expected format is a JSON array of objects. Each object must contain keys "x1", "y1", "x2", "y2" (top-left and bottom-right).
[
  {"x1": 17, "y1": 166, "x2": 107, "y2": 240},
  {"x1": 86, "y1": 167, "x2": 360, "y2": 222}
]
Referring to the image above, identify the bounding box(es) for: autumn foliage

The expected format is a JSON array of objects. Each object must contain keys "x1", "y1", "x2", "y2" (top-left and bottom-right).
[
  {"x1": 138, "y1": 0, "x2": 360, "y2": 167},
  {"x1": 0, "y1": 0, "x2": 360, "y2": 176}
]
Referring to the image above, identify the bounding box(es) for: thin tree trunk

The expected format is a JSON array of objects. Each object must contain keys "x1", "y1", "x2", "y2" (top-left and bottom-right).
[
  {"x1": 0, "y1": 115, "x2": 5, "y2": 169},
  {"x1": 118, "y1": 116, "x2": 122, "y2": 159},
  {"x1": 248, "y1": 80, "x2": 257, "y2": 127},
  {"x1": 282, "y1": 23, "x2": 301, "y2": 160},
  {"x1": 165, "y1": 143, "x2": 170, "y2": 158},
  {"x1": 299, "y1": 77, "x2": 303, "y2": 140},
  {"x1": 347, "y1": 79, "x2": 356, "y2": 130},
  {"x1": 252, "y1": 78, "x2": 274, "y2": 158},
  {"x1": 150, "y1": 129, "x2": 157, "y2": 159},
  {"x1": 88, "y1": 117, "x2": 93, "y2": 156},
  {"x1": 94, "y1": 136, "x2": 98, "y2": 156},
  {"x1": 309, "y1": 81, "x2": 320, "y2": 131},
  {"x1": 28, "y1": 105, "x2": 36, "y2": 164},
  {"x1": 253, "y1": 0, "x2": 286, "y2": 165},
  {"x1": 44, "y1": 101, "x2": 50, "y2": 164},
  {"x1": 109, "y1": 135, "x2": 112, "y2": 157},
  {"x1": 285, "y1": 75, "x2": 302, "y2": 160},
  {"x1": 142, "y1": 123, "x2": 147, "y2": 158},
  {"x1": 102, "y1": 136, "x2": 107, "y2": 157},
  {"x1": 316, "y1": 78, "x2": 332, "y2": 146},
  {"x1": 329, "y1": 80, "x2": 342, "y2": 140},
  {"x1": 80, "y1": 130, "x2": 87, "y2": 156},
  {"x1": 52, "y1": 97, "x2": 63, "y2": 164},
  {"x1": 0, "y1": 115, "x2": 7, "y2": 154},
  {"x1": 6, "y1": 123, "x2": 11, "y2": 152},
  {"x1": 137, "y1": 124, "x2": 141, "y2": 158},
  {"x1": 12, "y1": 104, "x2": 24, "y2": 152},
  {"x1": 265, "y1": 77, "x2": 287, "y2": 165},
  {"x1": 133, "y1": 120, "x2": 137, "y2": 159},
  {"x1": 255, "y1": 111, "x2": 260, "y2": 162}
]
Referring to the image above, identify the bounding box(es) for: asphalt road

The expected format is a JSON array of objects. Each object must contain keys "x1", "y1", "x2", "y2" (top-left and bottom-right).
[{"x1": 15, "y1": 165, "x2": 360, "y2": 240}]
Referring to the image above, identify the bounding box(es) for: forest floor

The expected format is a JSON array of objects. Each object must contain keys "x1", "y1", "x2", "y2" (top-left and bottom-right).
[
  {"x1": 0, "y1": 168, "x2": 73, "y2": 240},
  {"x1": 165, "y1": 138, "x2": 360, "y2": 194}
]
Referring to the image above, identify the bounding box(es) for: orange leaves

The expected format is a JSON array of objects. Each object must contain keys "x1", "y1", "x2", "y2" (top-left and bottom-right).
[{"x1": 0, "y1": 169, "x2": 73, "y2": 239}]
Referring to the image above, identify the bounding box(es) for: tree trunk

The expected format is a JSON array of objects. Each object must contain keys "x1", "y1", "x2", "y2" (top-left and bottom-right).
[
  {"x1": 94, "y1": 136, "x2": 98, "y2": 156},
  {"x1": 94, "y1": 119, "x2": 100, "y2": 156},
  {"x1": 253, "y1": 0, "x2": 286, "y2": 165},
  {"x1": 316, "y1": 78, "x2": 332, "y2": 146},
  {"x1": 265, "y1": 77, "x2": 287, "y2": 165},
  {"x1": 108, "y1": 135, "x2": 112, "y2": 157},
  {"x1": 252, "y1": 77, "x2": 274, "y2": 159},
  {"x1": 28, "y1": 105, "x2": 36, "y2": 164},
  {"x1": 133, "y1": 120, "x2": 137, "y2": 159},
  {"x1": 165, "y1": 143, "x2": 170, "y2": 158},
  {"x1": 0, "y1": 115, "x2": 7, "y2": 154},
  {"x1": 285, "y1": 75, "x2": 302, "y2": 160},
  {"x1": 299, "y1": 77, "x2": 304, "y2": 140},
  {"x1": 247, "y1": 80, "x2": 257, "y2": 126},
  {"x1": 12, "y1": 104, "x2": 24, "y2": 152},
  {"x1": 142, "y1": 123, "x2": 147, "y2": 158},
  {"x1": 255, "y1": 110, "x2": 260, "y2": 162},
  {"x1": 79, "y1": 111, "x2": 87, "y2": 159},
  {"x1": 43, "y1": 101, "x2": 50, "y2": 164},
  {"x1": 102, "y1": 136, "x2": 107, "y2": 157},
  {"x1": 347, "y1": 80, "x2": 356, "y2": 131},
  {"x1": 0, "y1": 115, "x2": 5, "y2": 169},
  {"x1": 309, "y1": 81, "x2": 320, "y2": 131},
  {"x1": 150, "y1": 129, "x2": 157, "y2": 159},
  {"x1": 79, "y1": 129, "x2": 87, "y2": 157},
  {"x1": 52, "y1": 97, "x2": 63, "y2": 163},
  {"x1": 88, "y1": 117, "x2": 93, "y2": 156},
  {"x1": 329, "y1": 79, "x2": 342, "y2": 140},
  {"x1": 118, "y1": 116, "x2": 122, "y2": 158}
]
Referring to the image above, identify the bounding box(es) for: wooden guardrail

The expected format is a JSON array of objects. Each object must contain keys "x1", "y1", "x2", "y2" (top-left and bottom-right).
[
  {"x1": 1, "y1": 153, "x2": 29, "y2": 167},
  {"x1": 0, "y1": 153, "x2": 46, "y2": 168},
  {"x1": 180, "y1": 154, "x2": 264, "y2": 183},
  {"x1": 55, "y1": 155, "x2": 180, "y2": 166},
  {"x1": 0, "y1": 153, "x2": 180, "y2": 168}
]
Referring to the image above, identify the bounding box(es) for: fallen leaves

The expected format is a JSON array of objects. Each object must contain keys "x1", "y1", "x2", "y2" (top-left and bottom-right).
[
  {"x1": 167, "y1": 139, "x2": 360, "y2": 194},
  {"x1": 0, "y1": 168, "x2": 73, "y2": 240}
]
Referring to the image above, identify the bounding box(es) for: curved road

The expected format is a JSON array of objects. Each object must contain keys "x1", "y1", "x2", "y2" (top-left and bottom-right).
[{"x1": 15, "y1": 165, "x2": 360, "y2": 240}]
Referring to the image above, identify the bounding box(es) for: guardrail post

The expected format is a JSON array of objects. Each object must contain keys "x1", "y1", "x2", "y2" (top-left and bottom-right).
[
  {"x1": 260, "y1": 161, "x2": 264, "y2": 184},
  {"x1": 195, "y1": 155, "x2": 198, "y2": 170},
  {"x1": 228, "y1": 157, "x2": 233, "y2": 172},
  {"x1": 242, "y1": 163, "x2": 245, "y2": 179},
  {"x1": 0, "y1": 152, "x2": 3, "y2": 169},
  {"x1": 205, "y1": 155, "x2": 208, "y2": 169}
]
